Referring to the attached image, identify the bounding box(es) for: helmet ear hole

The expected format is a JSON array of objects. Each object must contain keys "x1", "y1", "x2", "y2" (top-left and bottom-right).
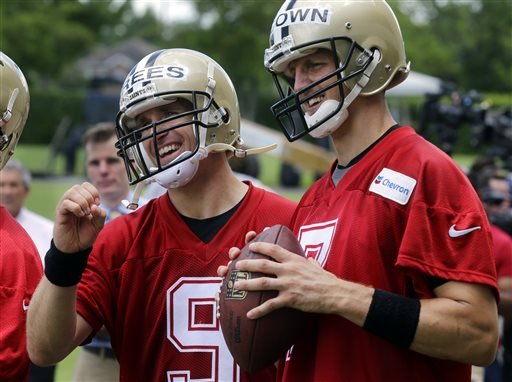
[
  {"x1": 371, "y1": 48, "x2": 382, "y2": 63},
  {"x1": 221, "y1": 108, "x2": 230, "y2": 124}
]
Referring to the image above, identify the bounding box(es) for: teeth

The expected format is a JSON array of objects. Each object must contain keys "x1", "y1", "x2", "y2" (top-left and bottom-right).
[
  {"x1": 159, "y1": 143, "x2": 181, "y2": 157},
  {"x1": 308, "y1": 96, "x2": 323, "y2": 106}
]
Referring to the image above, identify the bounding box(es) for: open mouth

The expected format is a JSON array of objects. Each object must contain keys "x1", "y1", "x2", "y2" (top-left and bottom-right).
[
  {"x1": 158, "y1": 143, "x2": 182, "y2": 163},
  {"x1": 303, "y1": 94, "x2": 325, "y2": 114}
]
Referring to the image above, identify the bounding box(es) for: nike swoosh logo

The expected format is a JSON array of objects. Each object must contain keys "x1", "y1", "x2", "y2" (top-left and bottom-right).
[
  {"x1": 22, "y1": 299, "x2": 29, "y2": 312},
  {"x1": 448, "y1": 224, "x2": 481, "y2": 238}
]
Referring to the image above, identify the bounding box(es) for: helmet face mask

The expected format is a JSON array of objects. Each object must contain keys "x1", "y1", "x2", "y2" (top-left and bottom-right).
[
  {"x1": 0, "y1": 52, "x2": 29, "y2": 169},
  {"x1": 265, "y1": 0, "x2": 409, "y2": 141},
  {"x1": 116, "y1": 91, "x2": 224, "y2": 181},
  {"x1": 269, "y1": 37, "x2": 373, "y2": 141},
  {"x1": 115, "y1": 49, "x2": 240, "y2": 188}
]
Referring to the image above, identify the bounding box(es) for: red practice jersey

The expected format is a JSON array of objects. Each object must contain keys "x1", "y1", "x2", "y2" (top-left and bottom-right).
[
  {"x1": 280, "y1": 127, "x2": 498, "y2": 382},
  {"x1": 76, "y1": 183, "x2": 297, "y2": 382},
  {"x1": 0, "y1": 206, "x2": 43, "y2": 382}
]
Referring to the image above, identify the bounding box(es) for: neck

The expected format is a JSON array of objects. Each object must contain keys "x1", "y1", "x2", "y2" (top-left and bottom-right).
[
  {"x1": 102, "y1": 189, "x2": 130, "y2": 209},
  {"x1": 167, "y1": 153, "x2": 249, "y2": 219},
  {"x1": 10, "y1": 206, "x2": 22, "y2": 218},
  {"x1": 330, "y1": 94, "x2": 396, "y2": 166}
]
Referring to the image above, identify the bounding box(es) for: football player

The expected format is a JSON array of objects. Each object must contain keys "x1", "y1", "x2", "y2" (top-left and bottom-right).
[
  {"x1": 219, "y1": 1, "x2": 499, "y2": 381},
  {"x1": 27, "y1": 49, "x2": 296, "y2": 381},
  {"x1": 0, "y1": 51, "x2": 43, "y2": 381}
]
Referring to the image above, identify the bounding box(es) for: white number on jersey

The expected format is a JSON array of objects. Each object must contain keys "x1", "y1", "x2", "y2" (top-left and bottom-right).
[
  {"x1": 297, "y1": 219, "x2": 337, "y2": 267},
  {"x1": 166, "y1": 277, "x2": 240, "y2": 382}
]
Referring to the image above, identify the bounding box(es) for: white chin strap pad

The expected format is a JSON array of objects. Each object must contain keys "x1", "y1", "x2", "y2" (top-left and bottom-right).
[
  {"x1": 152, "y1": 148, "x2": 208, "y2": 189},
  {"x1": 305, "y1": 100, "x2": 347, "y2": 139},
  {"x1": 153, "y1": 157, "x2": 199, "y2": 189}
]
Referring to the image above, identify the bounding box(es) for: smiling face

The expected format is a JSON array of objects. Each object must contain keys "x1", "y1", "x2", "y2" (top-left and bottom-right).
[
  {"x1": 285, "y1": 49, "x2": 342, "y2": 116},
  {"x1": 268, "y1": 48, "x2": 349, "y2": 141},
  {"x1": 133, "y1": 99, "x2": 196, "y2": 168}
]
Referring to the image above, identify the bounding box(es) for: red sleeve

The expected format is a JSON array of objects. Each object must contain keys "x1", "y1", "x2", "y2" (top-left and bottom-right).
[
  {"x1": 0, "y1": 209, "x2": 43, "y2": 381},
  {"x1": 396, "y1": 154, "x2": 498, "y2": 297},
  {"x1": 76, "y1": 220, "x2": 124, "y2": 341}
]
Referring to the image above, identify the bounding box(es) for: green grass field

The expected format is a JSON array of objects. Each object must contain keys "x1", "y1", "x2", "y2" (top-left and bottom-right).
[{"x1": 53, "y1": 349, "x2": 79, "y2": 381}]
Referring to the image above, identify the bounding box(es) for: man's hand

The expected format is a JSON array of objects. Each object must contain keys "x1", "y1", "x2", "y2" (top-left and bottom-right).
[
  {"x1": 233, "y1": 241, "x2": 339, "y2": 319},
  {"x1": 217, "y1": 230, "x2": 257, "y2": 278},
  {"x1": 53, "y1": 182, "x2": 106, "y2": 253}
]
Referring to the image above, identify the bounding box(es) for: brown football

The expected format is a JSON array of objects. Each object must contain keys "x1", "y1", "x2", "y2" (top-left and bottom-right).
[{"x1": 219, "y1": 224, "x2": 306, "y2": 373}]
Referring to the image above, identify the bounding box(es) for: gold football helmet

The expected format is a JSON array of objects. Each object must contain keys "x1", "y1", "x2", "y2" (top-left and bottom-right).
[
  {"x1": 116, "y1": 49, "x2": 243, "y2": 188},
  {"x1": 264, "y1": 0, "x2": 410, "y2": 140},
  {"x1": 0, "y1": 52, "x2": 30, "y2": 169}
]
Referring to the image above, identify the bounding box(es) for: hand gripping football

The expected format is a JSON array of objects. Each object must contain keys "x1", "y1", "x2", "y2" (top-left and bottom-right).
[{"x1": 219, "y1": 224, "x2": 306, "y2": 373}]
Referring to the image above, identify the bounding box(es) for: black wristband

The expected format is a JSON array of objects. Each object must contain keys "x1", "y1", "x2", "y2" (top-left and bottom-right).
[
  {"x1": 363, "y1": 288, "x2": 421, "y2": 348},
  {"x1": 44, "y1": 240, "x2": 92, "y2": 287}
]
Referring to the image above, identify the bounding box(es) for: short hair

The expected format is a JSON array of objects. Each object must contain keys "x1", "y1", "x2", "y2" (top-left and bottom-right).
[
  {"x1": 2, "y1": 159, "x2": 32, "y2": 188},
  {"x1": 82, "y1": 122, "x2": 117, "y2": 146}
]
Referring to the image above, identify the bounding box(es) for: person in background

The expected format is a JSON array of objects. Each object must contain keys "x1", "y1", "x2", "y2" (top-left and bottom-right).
[
  {"x1": 71, "y1": 122, "x2": 148, "y2": 382},
  {"x1": 27, "y1": 48, "x2": 296, "y2": 381},
  {"x1": 0, "y1": 51, "x2": 43, "y2": 382},
  {"x1": 82, "y1": 122, "x2": 145, "y2": 222},
  {"x1": 0, "y1": 159, "x2": 55, "y2": 382},
  {"x1": 219, "y1": 1, "x2": 499, "y2": 381},
  {"x1": 469, "y1": 164, "x2": 512, "y2": 382},
  {"x1": 0, "y1": 160, "x2": 54, "y2": 263}
]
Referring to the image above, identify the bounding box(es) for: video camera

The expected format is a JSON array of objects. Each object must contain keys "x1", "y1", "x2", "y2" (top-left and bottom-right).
[
  {"x1": 471, "y1": 107, "x2": 512, "y2": 171},
  {"x1": 419, "y1": 85, "x2": 486, "y2": 156}
]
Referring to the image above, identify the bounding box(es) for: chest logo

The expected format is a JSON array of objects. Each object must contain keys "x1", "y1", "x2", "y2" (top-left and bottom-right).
[
  {"x1": 448, "y1": 224, "x2": 481, "y2": 238},
  {"x1": 369, "y1": 168, "x2": 416, "y2": 205}
]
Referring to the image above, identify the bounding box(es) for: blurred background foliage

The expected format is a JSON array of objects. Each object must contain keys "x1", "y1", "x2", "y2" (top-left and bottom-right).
[{"x1": 0, "y1": 0, "x2": 510, "y2": 150}]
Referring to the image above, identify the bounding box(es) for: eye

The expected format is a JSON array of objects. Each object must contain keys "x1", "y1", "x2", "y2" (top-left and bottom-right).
[
  {"x1": 132, "y1": 117, "x2": 149, "y2": 131},
  {"x1": 306, "y1": 61, "x2": 324, "y2": 72},
  {"x1": 164, "y1": 110, "x2": 179, "y2": 119},
  {"x1": 107, "y1": 157, "x2": 121, "y2": 165}
]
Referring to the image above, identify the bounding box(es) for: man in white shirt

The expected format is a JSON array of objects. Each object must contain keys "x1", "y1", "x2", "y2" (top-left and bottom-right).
[{"x1": 0, "y1": 159, "x2": 53, "y2": 262}]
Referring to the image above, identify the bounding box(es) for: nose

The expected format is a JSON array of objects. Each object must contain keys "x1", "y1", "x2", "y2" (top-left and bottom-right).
[
  {"x1": 98, "y1": 160, "x2": 110, "y2": 174},
  {"x1": 293, "y1": 66, "x2": 310, "y2": 92}
]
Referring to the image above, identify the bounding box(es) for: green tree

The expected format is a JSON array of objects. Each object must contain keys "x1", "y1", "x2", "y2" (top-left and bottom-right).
[
  {"x1": 0, "y1": 0, "x2": 164, "y2": 86},
  {"x1": 167, "y1": 0, "x2": 281, "y2": 121},
  {"x1": 393, "y1": 0, "x2": 512, "y2": 92},
  {"x1": 0, "y1": 0, "x2": 136, "y2": 83}
]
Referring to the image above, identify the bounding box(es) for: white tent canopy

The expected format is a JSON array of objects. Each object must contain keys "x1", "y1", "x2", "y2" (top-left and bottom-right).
[
  {"x1": 388, "y1": 71, "x2": 444, "y2": 97},
  {"x1": 241, "y1": 119, "x2": 335, "y2": 173}
]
